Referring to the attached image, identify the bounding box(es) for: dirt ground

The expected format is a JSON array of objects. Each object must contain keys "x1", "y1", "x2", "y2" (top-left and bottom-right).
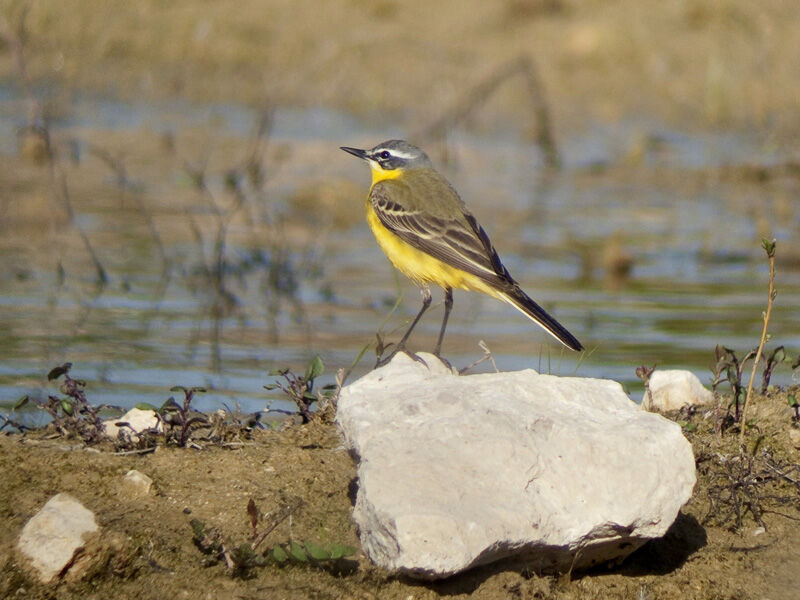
[{"x1": 1, "y1": 388, "x2": 799, "y2": 600}]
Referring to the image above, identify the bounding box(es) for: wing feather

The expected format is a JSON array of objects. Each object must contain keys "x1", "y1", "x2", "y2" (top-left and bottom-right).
[{"x1": 370, "y1": 182, "x2": 514, "y2": 289}]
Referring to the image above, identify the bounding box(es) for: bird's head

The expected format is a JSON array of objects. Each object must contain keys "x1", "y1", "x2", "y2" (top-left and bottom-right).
[{"x1": 340, "y1": 140, "x2": 432, "y2": 183}]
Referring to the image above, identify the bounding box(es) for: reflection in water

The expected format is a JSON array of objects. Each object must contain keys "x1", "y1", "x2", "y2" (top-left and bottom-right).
[{"x1": 1, "y1": 92, "x2": 799, "y2": 423}]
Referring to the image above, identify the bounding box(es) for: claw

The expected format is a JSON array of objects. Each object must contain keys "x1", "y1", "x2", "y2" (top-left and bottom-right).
[
  {"x1": 374, "y1": 348, "x2": 429, "y2": 369},
  {"x1": 433, "y1": 353, "x2": 453, "y2": 370}
]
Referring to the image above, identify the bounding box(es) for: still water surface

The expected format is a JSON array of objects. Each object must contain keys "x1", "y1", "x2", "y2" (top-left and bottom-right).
[{"x1": 1, "y1": 91, "x2": 798, "y2": 423}]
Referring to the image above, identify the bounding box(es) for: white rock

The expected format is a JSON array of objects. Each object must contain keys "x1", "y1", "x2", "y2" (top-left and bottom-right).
[
  {"x1": 640, "y1": 370, "x2": 714, "y2": 412},
  {"x1": 336, "y1": 353, "x2": 696, "y2": 579},
  {"x1": 120, "y1": 469, "x2": 153, "y2": 497},
  {"x1": 17, "y1": 493, "x2": 100, "y2": 583},
  {"x1": 103, "y1": 407, "x2": 162, "y2": 440},
  {"x1": 788, "y1": 428, "x2": 800, "y2": 449}
]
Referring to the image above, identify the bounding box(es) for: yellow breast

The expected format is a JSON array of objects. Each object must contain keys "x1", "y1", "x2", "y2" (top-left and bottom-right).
[{"x1": 365, "y1": 201, "x2": 495, "y2": 296}]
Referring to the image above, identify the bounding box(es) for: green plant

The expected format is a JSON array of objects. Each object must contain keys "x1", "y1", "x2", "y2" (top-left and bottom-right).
[
  {"x1": 15, "y1": 363, "x2": 109, "y2": 443},
  {"x1": 264, "y1": 355, "x2": 336, "y2": 423},
  {"x1": 136, "y1": 386, "x2": 210, "y2": 447},
  {"x1": 760, "y1": 346, "x2": 785, "y2": 394},
  {"x1": 711, "y1": 345, "x2": 754, "y2": 423},
  {"x1": 190, "y1": 497, "x2": 355, "y2": 577},
  {"x1": 159, "y1": 386, "x2": 209, "y2": 447}
]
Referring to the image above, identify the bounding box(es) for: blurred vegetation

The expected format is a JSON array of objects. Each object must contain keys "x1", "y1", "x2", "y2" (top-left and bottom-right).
[{"x1": 2, "y1": 0, "x2": 800, "y2": 137}]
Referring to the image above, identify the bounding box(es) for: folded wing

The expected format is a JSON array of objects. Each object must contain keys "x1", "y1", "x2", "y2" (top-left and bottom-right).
[{"x1": 370, "y1": 182, "x2": 513, "y2": 289}]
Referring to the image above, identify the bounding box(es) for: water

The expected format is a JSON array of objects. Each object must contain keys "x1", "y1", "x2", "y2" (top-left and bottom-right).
[{"x1": 1, "y1": 88, "x2": 799, "y2": 425}]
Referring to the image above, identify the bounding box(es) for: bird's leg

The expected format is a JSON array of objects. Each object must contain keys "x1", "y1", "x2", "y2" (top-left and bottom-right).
[
  {"x1": 434, "y1": 287, "x2": 453, "y2": 357},
  {"x1": 396, "y1": 286, "x2": 432, "y2": 350},
  {"x1": 376, "y1": 286, "x2": 432, "y2": 367}
]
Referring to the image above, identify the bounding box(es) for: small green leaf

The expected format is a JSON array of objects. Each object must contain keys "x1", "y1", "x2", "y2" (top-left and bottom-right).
[
  {"x1": 272, "y1": 544, "x2": 288, "y2": 563},
  {"x1": 304, "y1": 541, "x2": 330, "y2": 561},
  {"x1": 788, "y1": 394, "x2": 797, "y2": 407},
  {"x1": 305, "y1": 355, "x2": 324, "y2": 381},
  {"x1": 263, "y1": 384, "x2": 280, "y2": 391},
  {"x1": 47, "y1": 363, "x2": 72, "y2": 381},
  {"x1": 134, "y1": 402, "x2": 159, "y2": 411},
  {"x1": 61, "y1": 399, "x2": 74, "y2": 416},
  {"x1": 170, "y1": 386, "x2": 187, "y2": 393},
  {"x1": 160, "y1": 397, "x2": 180, "y2": 413},
  {"x1": 328, "y1": 543, "x2": 356, "y2": 559},
  {"x1": 269, "y1": 368, "x2": 288, "y2": 377},
  {"x1": 190, "y1": 518, "x2": 206, "y2": 539},
  {"x1": 289, "y1": 540, "x2": 307, "y2": 562},
  {"x1": 13, "y1": 395, "x2": 29, "y2": 410},
  {"x1": 302, "y1": 392, "x2": 318, "y2": 403},
  {"x1": 233, "y1": 543, "x2": 255, "y2": 562}
]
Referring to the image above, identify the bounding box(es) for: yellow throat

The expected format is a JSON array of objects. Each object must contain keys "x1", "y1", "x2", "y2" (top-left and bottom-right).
[{"x1": 369, "y1": 162, "x2": 403, "y2": 185}]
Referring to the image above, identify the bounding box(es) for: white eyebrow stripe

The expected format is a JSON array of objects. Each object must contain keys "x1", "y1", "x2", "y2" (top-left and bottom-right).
[{"x1": 378, "y1": 149, "x2": 417, "y2": 160}]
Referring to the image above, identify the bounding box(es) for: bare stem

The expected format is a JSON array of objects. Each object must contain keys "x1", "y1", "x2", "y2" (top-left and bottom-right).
[{"x1": 740, "y1": 239, "x2": 777, "y2": 444}]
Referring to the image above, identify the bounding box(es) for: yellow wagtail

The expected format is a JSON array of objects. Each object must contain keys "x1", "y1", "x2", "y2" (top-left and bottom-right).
[{"x1": 341, "y1": 140, "x2": 583, "y2": 363}]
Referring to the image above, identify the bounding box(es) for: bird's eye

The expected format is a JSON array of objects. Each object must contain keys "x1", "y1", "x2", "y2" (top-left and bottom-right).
[{"x1": 378, "y1": 150, "x2": 391, "y2": 160}]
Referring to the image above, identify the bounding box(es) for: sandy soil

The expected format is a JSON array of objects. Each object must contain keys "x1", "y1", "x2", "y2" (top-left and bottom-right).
[{"x1": 1, "y1": 389, "x2": 799, "y2": 600}]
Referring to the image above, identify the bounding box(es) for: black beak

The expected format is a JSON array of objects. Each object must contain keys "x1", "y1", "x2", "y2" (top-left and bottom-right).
[{"x1": 340, "y1": 146, "x2": 368, "y2": 160}]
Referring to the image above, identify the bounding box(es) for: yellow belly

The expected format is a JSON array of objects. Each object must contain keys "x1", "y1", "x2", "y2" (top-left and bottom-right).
[{"x1": 366, "y1": 203, "x2": 496, "y2": 296}]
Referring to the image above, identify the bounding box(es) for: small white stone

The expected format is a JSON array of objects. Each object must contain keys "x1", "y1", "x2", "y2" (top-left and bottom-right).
[
  {"x1": 17, "y1": 493, "x2": 99, "y2": 583},
  {"x1": 753, "y1": 527, "x2": 766, "y2": 536},
  {"x1": 103, "y1": 408, "x2": 162, "y2": 440},
  {"x1": 337, "y1": 353, "x2": 696, "y2": 579},
  {"x1": 120, "y1": 470, "x2": 153, "y2": 497},
  {"x1": 788, "y1": 428, "x2": 800, "y2": 449},
  {"x1": 640, "y1": 370, "x2": 714, "y2": 412}
]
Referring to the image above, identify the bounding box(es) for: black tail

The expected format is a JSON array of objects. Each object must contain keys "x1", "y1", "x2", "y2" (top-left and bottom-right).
[{"x1": 497, "y1": 287, "x2": 584, "y2": 352}]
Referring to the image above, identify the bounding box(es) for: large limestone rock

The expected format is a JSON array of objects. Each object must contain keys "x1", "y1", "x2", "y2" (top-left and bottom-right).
[
  {"x1": 640, "y1": 370, "x2": 714, "y2": 412},
  {"x1": 17, "y1": 493, "x2": 100, "y2": 583},
  {"x1": 337, "y1": 353, "x2": 696, "y2": 579}
]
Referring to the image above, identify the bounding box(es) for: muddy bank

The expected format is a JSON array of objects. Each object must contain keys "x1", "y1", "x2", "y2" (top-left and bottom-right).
[{"x1": 2, "y1": 389, "x2": 799, "y2": 600}]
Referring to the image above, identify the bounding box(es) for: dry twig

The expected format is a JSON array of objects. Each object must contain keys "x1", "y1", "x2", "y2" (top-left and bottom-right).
[{"x1": 740, "y1": 239, "x2": 777, "y2": 443}]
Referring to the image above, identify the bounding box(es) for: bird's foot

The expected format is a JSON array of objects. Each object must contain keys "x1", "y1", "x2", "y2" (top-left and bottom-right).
[
  {"x1": 433, "y1": 353, "x2": 453, "y2": 371},
  {"x1": 374, "y1": 353, "x2": 395, "y2": 369},
  {"x1": 375, "y1": 348, "x2": 428, "y2": 369}
]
